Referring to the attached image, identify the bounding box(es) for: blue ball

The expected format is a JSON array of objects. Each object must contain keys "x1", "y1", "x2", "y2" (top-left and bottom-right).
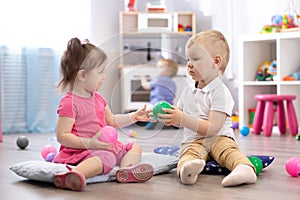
[{"x1": 240, "y1": 126, "x2": 250, "y2": 136}]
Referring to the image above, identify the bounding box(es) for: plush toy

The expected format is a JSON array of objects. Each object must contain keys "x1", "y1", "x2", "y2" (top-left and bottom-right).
[
  {"x1": 260, "y1": 14, "x2": 299, "y2": 33},
  {"x1": 256, "y1": 60, "x2": 277, "y2": 81},
  {"x1": 283, "y1": 70, "x2": 300, "y2": 81}
]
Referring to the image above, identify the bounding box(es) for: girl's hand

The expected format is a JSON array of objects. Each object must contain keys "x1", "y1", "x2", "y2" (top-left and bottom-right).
[
  {"x1": 133, "y1": 104, "x2": 151, "y2": 122},
  {"x1": 157, "y1": 105, "x2": 182, "y2": 127},
  {"x1": 87, "y1": 132, "x2": 112, "y2": 150}
]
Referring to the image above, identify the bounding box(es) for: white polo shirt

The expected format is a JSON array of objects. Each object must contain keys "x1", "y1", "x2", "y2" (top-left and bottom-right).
[{"x1": 177, "y1": 77, "x2": 235, "y2": 143}]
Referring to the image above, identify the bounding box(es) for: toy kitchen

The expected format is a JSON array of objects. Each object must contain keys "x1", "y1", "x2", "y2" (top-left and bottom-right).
[{"x1": 119, "y1": 11, "x2": 195, "y2": 112}]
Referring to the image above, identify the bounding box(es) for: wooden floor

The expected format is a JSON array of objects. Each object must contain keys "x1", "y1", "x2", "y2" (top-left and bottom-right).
[{"x1": 1, "y1": 125, "x2": 300, "y2": 200}]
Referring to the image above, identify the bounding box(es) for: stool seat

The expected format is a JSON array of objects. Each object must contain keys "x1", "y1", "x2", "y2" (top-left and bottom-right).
[
  {"x1": 255, "y1": 94, "x2": 296, "y2": 101},
  {"x1": 253, "y1": 94, "x2": 298, "y2": 137}
]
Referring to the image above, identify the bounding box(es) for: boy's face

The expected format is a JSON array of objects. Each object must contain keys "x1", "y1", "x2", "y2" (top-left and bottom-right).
[{"x1": 185, "y1": 42, "x2": 218, "y2": 85}]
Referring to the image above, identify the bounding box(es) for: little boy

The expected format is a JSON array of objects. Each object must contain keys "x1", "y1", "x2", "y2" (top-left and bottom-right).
[{"x1": 158, "y1": 30, "x2": 257, "y2": 187}]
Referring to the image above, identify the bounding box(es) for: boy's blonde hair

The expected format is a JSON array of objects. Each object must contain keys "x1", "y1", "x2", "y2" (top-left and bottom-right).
[
  {"x1": 186, "y1": 30, "x2": 230, "y2": 75},
  {"x1": 157, "y1": 58, "x2": 178, "y2": 77}
]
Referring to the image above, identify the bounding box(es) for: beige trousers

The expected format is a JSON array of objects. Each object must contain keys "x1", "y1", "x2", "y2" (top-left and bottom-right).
[{"x1": 177, "y1": 136, "x2": 255, "y2": 176}]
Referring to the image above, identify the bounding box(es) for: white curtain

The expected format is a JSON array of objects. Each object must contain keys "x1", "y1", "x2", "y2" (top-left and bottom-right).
[{"x1": 0, "y1": 0, "x2": 91, "y2": 133}]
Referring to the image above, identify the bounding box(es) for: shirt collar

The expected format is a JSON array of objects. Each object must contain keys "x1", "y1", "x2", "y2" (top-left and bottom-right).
[{"x1": 192, "y1": 76, "x2": 222, "y2": 93}]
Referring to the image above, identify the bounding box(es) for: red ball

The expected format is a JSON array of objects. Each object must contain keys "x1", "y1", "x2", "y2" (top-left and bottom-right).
[
  {"x1": 99, "y1": 126, "x2": 118, "y2": 144},
  {"x1": 285, "y1": 157, "x2": 300, "y2": 177},
  {"x1": 41, "y1": 145, "x2": 57, "y2": 160}
]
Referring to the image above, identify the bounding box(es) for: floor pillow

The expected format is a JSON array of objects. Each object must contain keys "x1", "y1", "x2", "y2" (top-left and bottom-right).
[
  {"x1": 154, "y1": 145, "x2": 275, "y2": 175},
  {"x1": 10, "y1": 152, "x2": 178, "y2": 183}
]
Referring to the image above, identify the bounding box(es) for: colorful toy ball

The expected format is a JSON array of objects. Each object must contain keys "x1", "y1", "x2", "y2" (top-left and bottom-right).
[
  {"x1": 41, "y1": 145, "x2": 57, "y2": 160},
  {"x1": 240, "y1": 125, "x2": 250, "y2": 136},
  {"x1": 128, "y1": 129, "x2": 137, "y2": 137},
  {"x1": 16, "y1": 136, "x2": 29, "y2": 149},
  {"x1": 152, "y1": 101, "x2": 172, "y2": 119},
  {"x1": 45, "y1": 152, "x2": 56, "y2": 162},
  {"x1": 285, "y1": 157, "x2": 300, "y2": 177},
  {"x1": 295, "y1": 134, "x2": 300, "y2": 141},
  {"x1": 99, "y1": 126, "x2": 118, "y2": 144},
  {"x1": 248, "y1": 156, "x2": 263, "y2": 175},
  {"x1": 231, "y1": 122, "x2": 239, "y2": 130}
]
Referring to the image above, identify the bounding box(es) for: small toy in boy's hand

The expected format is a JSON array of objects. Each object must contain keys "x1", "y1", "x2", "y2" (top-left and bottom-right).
[
  {"x1": 99, "y1": 126, "x2": 118, "y2": 144},
  {"x1": 16, "y1": 136, "x2": 29, "y2": 149},
  {"x1": 285, "y1": 157, "x2": 300, "y2": 177},
  {"x1": 152, "y1": 101, "x2": 172, "y2": 119}
]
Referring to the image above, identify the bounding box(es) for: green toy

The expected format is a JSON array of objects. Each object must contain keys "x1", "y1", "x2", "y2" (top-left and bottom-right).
[
  {"x1": 248, "y1": 156, "x2": 263, "y2": 175},
  {"x1": 152, "y1": 101, "x2": 172, "y2": 119}
]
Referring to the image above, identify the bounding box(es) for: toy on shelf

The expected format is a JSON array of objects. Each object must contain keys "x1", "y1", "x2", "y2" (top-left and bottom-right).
[
  {"x1": 255, "y1": 60, "x2": 277, "y2": 81},
  {"x1": 283, "y1": 70, "x2": 300, "y2": 81},
  {"x1": 178, "y1": 24, "x2": 192, "y2": 32},
  {"x1": 260, "y1": 14, "x2": 299, "y2": 34},
  {"x1": 285, "y1": 157, "x2": 300, "y2": 177},
  {"x1": 127, "y1": 0, "x2": 136, "y2": 12}
]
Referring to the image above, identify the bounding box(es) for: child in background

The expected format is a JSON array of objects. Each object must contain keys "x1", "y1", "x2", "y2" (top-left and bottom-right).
[
  {"x1": 141, "y1": 58, "x2": 178, "y2": 129},
  {"x1": 158, "y1": 30, "x2": 257, "y2": 187},
  {"x1": 53, "y1": 38, "x2": 154, "y2": 191}
]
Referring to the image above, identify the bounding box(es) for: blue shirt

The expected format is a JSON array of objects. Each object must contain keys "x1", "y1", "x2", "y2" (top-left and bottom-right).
[{"x1": 149, "y1": 75, "x2": 176, "y2": 105}]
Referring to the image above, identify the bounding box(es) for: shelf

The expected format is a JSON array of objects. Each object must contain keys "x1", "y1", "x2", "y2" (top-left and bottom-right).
[
  {"x1": 242, "y1": 81, "x2": 277, "y2": 86},
  {"x1": 238, "y1": 32, "x2": 300, "y2": 129},
  {"x1": 120, "y1": 11, "x2": 195, "y2": 35}
]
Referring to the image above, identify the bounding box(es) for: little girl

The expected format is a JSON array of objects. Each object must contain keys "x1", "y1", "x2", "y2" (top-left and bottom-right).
[{"x1": 53, "y1": 38, "x2": 154, "y2": 191}]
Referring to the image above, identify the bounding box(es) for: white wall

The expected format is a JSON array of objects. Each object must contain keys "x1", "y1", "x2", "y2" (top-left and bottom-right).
[{"x1": 90, "y1": 0, "x2": 297, "y2": 113}]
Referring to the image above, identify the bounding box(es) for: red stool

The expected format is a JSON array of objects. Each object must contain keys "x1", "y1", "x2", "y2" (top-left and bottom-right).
[{"x1": 253, "y1": 94, "x2": 298, "y2": 137}]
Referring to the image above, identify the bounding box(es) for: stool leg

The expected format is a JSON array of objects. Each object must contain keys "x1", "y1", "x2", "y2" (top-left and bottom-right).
[
  {"x1": 263, "y1": 100, "x2": 274, "y2": 137},
  {"x1": 253, "y1": 100, "x2": 265, "y2": 135},
  {"x1": 286, "y1": 100, "x2": 299, "y2": 136},
  {"x1": 276, "y1": 100, "x2": 286, "y2": 135}
]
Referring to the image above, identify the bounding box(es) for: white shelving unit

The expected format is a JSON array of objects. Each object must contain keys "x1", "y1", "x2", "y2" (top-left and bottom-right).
[
  {"x1": 119, "y1": 12, "x2": 195, "y2": 113},
  {"x1": 238, "y1": 32, "x2": 300, "y2": 129}
]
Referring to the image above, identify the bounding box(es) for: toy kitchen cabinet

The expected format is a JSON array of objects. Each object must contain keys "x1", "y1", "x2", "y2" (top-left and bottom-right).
[{"x1": 119, "y1": 11, "x2": 195, "y2": 112}]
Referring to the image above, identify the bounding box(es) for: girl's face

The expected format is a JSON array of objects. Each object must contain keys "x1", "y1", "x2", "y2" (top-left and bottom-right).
[
  {"x1": 185, "y1": 42, "x2": 218, "y2": 85},
  {"x1": 83, "y1": 61, "x2": 106, "y2": 93}
]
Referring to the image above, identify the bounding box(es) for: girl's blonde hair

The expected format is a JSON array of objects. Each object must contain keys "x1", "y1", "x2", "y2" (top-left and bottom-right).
[
  {"x1": 186, "y1": 30, "x2": 230, "y2": 75},
  {"x1": 56, "y1": 38, "x2": 107, "y2": 92},
  {"x1": 157, "y1": 58, "x2": 178, "y2": 77}
]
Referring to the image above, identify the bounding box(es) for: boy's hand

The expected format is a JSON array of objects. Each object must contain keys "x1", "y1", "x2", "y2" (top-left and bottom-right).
[{"x1": 157, "y1": 106, "x2": 182, "y2": 127}]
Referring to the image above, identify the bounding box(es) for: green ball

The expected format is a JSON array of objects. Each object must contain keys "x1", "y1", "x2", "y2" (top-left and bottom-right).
[
  {"x1": 152, "y1": 101, "x2": 172, "y2": 119},
  {"x1": 295, "y1": 134, "x2": 300, "y2": 140},
  {"x1": 248, "y1": 156, "x2": 263, "y2": 175}
]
